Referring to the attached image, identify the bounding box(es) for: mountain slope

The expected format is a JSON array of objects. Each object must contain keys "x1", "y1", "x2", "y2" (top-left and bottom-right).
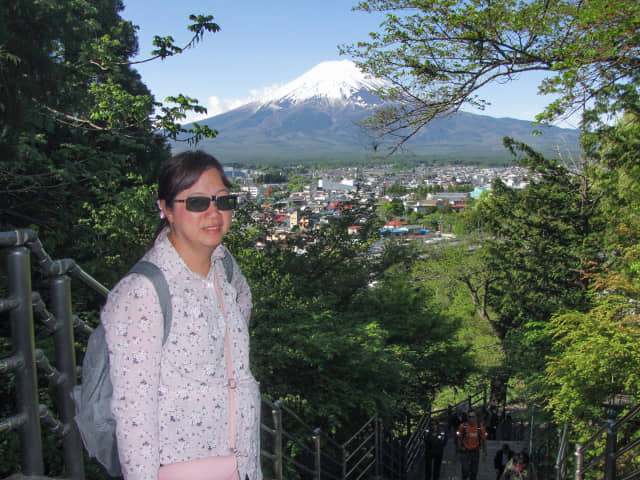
[{"x1": 176, "y1": 60, "x2": 580, "y2": 164}]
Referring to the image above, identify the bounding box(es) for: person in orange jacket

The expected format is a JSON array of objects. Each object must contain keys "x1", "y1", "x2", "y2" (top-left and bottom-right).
[{"x1": 457, "y1": 409, "x2": 488, "y2": 480}]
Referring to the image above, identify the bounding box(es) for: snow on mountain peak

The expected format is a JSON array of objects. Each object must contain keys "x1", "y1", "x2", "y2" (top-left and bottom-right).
[{"x1": 258, "y1": 60, "x2": 389, "y2": 106}]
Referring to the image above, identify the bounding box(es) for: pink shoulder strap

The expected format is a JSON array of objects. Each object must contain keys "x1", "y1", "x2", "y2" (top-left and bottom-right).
[{"x1": 214, "y1": 266, "x2": 242, "y2": 455}]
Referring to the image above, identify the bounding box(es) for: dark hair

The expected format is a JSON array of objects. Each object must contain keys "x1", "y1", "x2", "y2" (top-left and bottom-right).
[
  {"x1": 517, "y1": 452, "x2": 529, "y2": 465},
  {"x1": 155, "y1": 151, "x2": 231, "y2": 236}
]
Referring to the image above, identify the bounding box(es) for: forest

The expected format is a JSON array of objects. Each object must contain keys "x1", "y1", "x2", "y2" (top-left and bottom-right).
[{"x1": 1, "y1": 0, "x2": 639, "y2": 477}]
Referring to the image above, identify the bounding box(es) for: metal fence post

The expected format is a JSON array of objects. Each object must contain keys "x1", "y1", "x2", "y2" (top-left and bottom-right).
[
  {"x1": 272, "y1": 401, "x2": 283, "y2": 480},
  {"x1": 342, "y1": 443, "x2": 347, "y2": 480},
  {"x1": 8, "y1": 246, "x2": 44, "y2": 475},
  {"x1": 50, "y1": 274, "x2": 85, "y2": 480},
  {"x1": 555, "y1": 424, "x2": 568, "y2": 480},
  {"x1": 604, "y1": 422, "x2": 617, "y2": 480},
  {"x1": 314, "y1": 428, "x2": 321, "y2": 480},
  {"x1": 529, "y1": 404, "x2": 535, "y2": 456},
  {"x1": 375, "y1": 417, "x2": 381, "y2": 479},
  {"x1": 574, "y1": 444, "x2": 583, "y2": 480}
]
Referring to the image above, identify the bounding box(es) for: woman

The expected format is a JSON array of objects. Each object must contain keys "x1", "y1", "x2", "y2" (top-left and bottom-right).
[{"x1": 102, "y1": 151, "x2": 261, "y2": 480}]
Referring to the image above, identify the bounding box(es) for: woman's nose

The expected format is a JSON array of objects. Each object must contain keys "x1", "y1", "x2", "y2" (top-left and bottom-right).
[{"x1": 204, "y1": 200, "x2": 221, "y2": 215}]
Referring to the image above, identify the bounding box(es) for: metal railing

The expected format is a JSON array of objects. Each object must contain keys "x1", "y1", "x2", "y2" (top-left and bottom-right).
[
  {"x1": 0, "y1": 229, "x2": 406, "y2": 480},
  {"x1": 555, "y1": 403, "x2": 640, "y2": 480}
]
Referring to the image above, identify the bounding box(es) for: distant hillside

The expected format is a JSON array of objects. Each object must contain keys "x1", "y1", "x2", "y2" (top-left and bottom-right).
[{"x1": 173, "y1": 60, "x2": 580, "y2": 165}]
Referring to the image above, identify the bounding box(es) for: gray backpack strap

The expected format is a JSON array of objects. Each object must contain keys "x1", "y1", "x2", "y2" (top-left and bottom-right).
[
  {"x1": 127, "y1": 260, "x2": 172, "y2": 343},
  {"x1": 221, "y1": 249, "x2": 234, "y2": 284}
]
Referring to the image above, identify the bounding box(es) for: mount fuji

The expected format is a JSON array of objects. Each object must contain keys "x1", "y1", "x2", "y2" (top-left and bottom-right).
[{"x1": 176, "y1": 60, "x2": 580, "y2": 164}]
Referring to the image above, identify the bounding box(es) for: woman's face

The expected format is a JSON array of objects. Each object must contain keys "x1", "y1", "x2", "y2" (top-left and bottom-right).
[{"x1": 161, "y1": 168, "x2": 232, "y2": 264}]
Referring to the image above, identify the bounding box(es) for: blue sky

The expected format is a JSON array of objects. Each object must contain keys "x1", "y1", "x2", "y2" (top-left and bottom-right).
[{"x1": 122, "y1": 1, "x2": 574, "y2": 127}]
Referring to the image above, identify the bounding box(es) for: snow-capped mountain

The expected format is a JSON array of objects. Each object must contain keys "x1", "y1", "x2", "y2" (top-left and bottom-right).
[
  {"x1": 256, "y1": 60, "x2": 390, "y2": 107},
  {"x1": 179, "y1": 60, "x2": 579, "y2": 163}
]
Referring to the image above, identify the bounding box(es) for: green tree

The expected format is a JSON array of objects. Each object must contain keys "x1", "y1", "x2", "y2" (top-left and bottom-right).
[
  {"x1": 385, "y1": 182, "x2": 408, "y2": 196},
  {"x1": 542, "y1": 111, "x2": 640, "y2": 426},
  {"x1": 0, "y1": 4, "x2": 220, "y2": 475},
  {"x1": 544, "y1": 300, "x2": 640, "y2": 423},
  {"x1": 413, "y1": 241, "x2": 504, "y2": 400},
  {"x1": 378, "y1": 198, "x2": 405, "y2": 220},
  {"x1": 286, "y1": 175, "x2": 310, "y2": 192},
  {"x1": 344, "y1": 0, "x2": 640, "y2": 151},
  {"x1": 227, "y1": 203, "x2": 471, "y2": 434},
  {"x1": 0, "y1": 0, "x2": 218, "y2": 261},
  {"x1": 475, "y1": 144, "x2": 602, "y2": 385}
]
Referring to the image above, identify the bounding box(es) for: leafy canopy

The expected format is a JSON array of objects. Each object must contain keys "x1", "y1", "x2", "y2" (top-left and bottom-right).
[
  {"x1": 0, "y1": 0, "x2": 219, "y2": 260},
  {"x1": 343, "y1": 0, "x2": 640, "y2": 151},
  {"x1": 223, "y1": 203, "x2": 472, "y2": 434}
]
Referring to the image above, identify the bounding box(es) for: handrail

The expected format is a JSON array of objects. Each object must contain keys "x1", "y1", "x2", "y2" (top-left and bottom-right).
[
  {"x1": 555, "y1": 423, "x2": 569, "y2": 480},
  {"x1": 345, "y1": 431, "x2": 375, "y2": 464},
  {"x1": 555, "y1": 400, "x2": 640, "y2": 480},
  {"x1": 615, "y1": 402, "x2": 640, "y2": 429},
  {"x1": 343, "y1": 416, "x2": 375, "y2": 449},
  {"x1": 0, "y1": 229, "x2": 39, "y2": 247},
  {"x1": 3, "y1": 230, "x2": 111, "y2": 297}
]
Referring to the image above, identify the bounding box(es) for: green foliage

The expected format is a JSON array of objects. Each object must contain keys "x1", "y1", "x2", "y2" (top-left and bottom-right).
[
  {"x1": 255, "y1": 171, "x2": 289, "y2": 183},
  {"x1": 345, "y1": 0, "x2": 640, "y2": 151},
  {"x1": 286, "y1": 175, "x2": 309, "y2": 192},
  {"x1": 412, "y1": 241, "x2": 503, "y2": 396},
  {"x1": 0, "y1": 0, "x2": 219, "y2": 262},
  {"x1": 543, "y1": 298, "x2": 640, "y2": 423},
  {"x1": 224, "y1": 204, "x2": 471, "y2": 435},
  {"x1": 378, "y1": 198, "x2": 405, "y2": 220},
  {"x1": 77, "y1": 176, "x2": 158, "y2": 283},
  {"x1": 541, "y1": 110, "x2": 640, "y2": 427},
  {"x1": 474, "y1": 147, "x2": 600, "y2": 381},
  {"x1": 385, "y1": 182, "x2": 408, "y2": 196}
]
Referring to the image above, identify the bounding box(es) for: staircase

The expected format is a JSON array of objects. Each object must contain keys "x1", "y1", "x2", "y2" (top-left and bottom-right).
[{"x1": 434, "y1": 439, "x2": 528, "y2": 480}]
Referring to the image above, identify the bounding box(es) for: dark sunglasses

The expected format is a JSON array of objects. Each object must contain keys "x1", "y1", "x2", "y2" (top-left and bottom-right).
[{"x1": 174, "y1": 195, "x2": 238, "y2": 212}]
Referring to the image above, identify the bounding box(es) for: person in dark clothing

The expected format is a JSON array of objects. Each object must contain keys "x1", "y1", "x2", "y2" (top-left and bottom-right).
[
  {"x1": 487, "y1": 403, "x2": 500, "y2": 440},
  {"x1": 424, "y1": 421, "x2": 447, "y2": 480},
  {"x1": 494, "y1": 444, "x2": 514, "y2": 480},
  {"x1": 449, "y1": 407, "x2": 467, "y2": 435}
]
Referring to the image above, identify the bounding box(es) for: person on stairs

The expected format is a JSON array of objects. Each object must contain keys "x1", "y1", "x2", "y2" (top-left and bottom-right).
[
  {"x1": 102, "y1": 151, "x2": 261, "y2": 480},
  {"x1": 456, "y1": 408, "x2": 487, "y2": 480},
  {"x1": 494, "y1": 443, "x2": 515, "y2": 480},
  {"x1": 499, "y1": 451, "x2": 537, "y2": 480},
  {"x1": 423, "y1": 420, "x2": 447, "y2": 480}
]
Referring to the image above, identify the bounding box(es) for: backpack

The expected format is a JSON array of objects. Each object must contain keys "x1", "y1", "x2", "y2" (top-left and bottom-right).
[
  {"x1": 458, "y1": 422, "x2": 485, "y2": 452},
  {"x1": 72, "y1": 253, "x2": 234, "y2": 476}
]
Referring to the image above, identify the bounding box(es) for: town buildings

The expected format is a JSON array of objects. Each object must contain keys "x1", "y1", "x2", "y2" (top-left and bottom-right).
[{"x1": 233, "y1": 164, "x2": 533, "y2": 243}]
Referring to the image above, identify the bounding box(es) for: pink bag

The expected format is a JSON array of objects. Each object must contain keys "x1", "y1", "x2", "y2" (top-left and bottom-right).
[
  {"x1": 158, "y1": 455, "x2": 240, "y2": 480},
  {"x1": 159, "y1": 267, "x2": 244, "y2": 480}
]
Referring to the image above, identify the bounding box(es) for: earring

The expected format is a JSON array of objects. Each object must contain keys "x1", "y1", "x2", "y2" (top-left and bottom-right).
[{"x1": 156, "y1": 200, "x2": 166, "y2": 219}]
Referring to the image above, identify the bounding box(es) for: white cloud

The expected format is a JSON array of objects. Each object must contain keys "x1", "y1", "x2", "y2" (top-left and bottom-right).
[
  {"x1": 180, "y1": 95, "x2": 249, "y2": 124},
  {"x1": 178, "y1": 83, "x2": 285, "y2": 124}
]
